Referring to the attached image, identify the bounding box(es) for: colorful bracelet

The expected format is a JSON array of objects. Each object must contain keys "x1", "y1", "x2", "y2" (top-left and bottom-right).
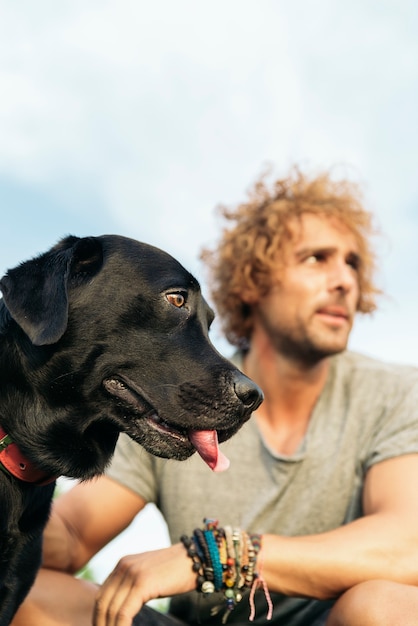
[{"x1": 180, "y1": 518, "x2": 272, "y2": 622}]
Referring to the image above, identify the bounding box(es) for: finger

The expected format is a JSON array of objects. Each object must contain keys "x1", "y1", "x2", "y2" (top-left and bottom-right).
[
  {"x1": 94, "y1": 568, "x2": 132, "y2": 626},
  {"x1": 94, "y1": 563, "x2": 146, "y2": 626},
  {"x1": 95, "y1": 581, "x2": 144, "y2": 626},
  {"x1": 109, "y1": 584, "x2": 145, "y2": 626}
]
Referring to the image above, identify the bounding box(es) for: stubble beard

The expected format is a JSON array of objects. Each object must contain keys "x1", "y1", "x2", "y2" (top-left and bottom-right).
[{"x1": 269, "y1": 319, "x2": 351, "y2": 367}]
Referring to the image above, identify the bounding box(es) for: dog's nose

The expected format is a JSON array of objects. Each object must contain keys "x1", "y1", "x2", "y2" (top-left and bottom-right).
[{"x1": 233, "y1": 371, "x2": 264, "y2": 411}]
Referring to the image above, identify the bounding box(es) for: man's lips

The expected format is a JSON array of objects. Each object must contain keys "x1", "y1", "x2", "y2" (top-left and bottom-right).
[{"x1": 316, "y1": 306, "x2": 350, "y2": 325}]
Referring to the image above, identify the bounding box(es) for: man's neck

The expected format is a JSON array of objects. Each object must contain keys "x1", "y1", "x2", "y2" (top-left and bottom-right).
[{"x1": 242, "y1": 339, "x2": 331, "y2": 455}]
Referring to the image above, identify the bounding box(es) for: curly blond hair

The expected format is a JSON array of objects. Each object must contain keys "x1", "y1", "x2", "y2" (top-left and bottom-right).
[{"x1": 201, "y1": 167, "x2": 381, "y2": 347}]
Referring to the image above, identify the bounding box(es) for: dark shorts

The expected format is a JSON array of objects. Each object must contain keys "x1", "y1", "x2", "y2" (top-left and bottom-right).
[
  {"x1": 133, "y1": 605, "x2": 186, "y2": 625},
  {"x1": 133, "y1": 604, "x2": 332, "y2": 625}
]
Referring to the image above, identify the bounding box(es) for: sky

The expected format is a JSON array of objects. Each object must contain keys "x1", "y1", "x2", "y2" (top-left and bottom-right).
[{"x1": 1, "y1": 0, "x2": 418, "y2": 582}]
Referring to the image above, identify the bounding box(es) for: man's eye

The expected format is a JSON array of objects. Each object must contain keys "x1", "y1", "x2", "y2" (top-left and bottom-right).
[
  {"x1": 166, "y1": 292, "x2": 186, "y2": 308},
  {"x1": 347, "y1": 255, "x2": 360, "y2": 271},
  {"x1": 305, "y1": 254, "x2": 323, "y2": 264}
]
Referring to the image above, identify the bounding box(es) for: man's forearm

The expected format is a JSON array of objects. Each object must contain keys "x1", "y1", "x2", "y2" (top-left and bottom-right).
[{"x1": 261, "y1": 514, "x2": 418, "y2": 599}]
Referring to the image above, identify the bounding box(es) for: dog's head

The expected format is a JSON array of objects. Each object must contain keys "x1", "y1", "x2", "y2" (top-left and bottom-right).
[{"x1": 0, "y1": 235, "x2": 262, "y2": 479}]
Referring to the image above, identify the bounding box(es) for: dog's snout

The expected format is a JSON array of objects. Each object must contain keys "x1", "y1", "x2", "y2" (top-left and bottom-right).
[{"x1": 233, "y1": 371, "x2": 264, "y2": 412}]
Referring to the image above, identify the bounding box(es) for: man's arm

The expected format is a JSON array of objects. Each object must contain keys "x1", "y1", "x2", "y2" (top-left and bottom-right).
[
  {"x1": 93, "y1": 455, "x2": 418, "y2": 626},
  {"x1": 44, "y1": 475, "x2": 147, "y2": 573},
  {"x1": 262, "y1": 454, "x2": 418, "y2": 598}
]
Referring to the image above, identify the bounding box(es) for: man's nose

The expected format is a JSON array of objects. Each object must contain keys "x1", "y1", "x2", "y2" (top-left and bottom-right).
[{"x1": 328, "y1": 260, "x2": 358, "y2": 292}]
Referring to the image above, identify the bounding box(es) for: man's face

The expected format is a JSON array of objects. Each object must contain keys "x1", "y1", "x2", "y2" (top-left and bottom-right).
[{"x1": 251, "y1": 213, "x2": 361, "y2": 363}]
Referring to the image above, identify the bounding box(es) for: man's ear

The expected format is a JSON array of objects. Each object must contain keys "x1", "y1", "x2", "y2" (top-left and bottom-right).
[
  {"x1": 0, "y1": 236, "x2": 103, "y2": 346},
  {"x1": 240, "y1": 289, "x2": 260, "y2": 305}
]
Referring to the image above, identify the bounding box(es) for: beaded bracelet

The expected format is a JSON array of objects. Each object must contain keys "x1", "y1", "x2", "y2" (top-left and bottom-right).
[
  {"x1": 180, "y1": 534, "x2": 206, "y2": 590},
  {"x1": 181, "y1": 518, "x2": 272, "y2": 622}
]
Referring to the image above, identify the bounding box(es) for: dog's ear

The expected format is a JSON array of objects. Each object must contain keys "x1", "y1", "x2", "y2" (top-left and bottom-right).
[{"x1": 0, "y1": 236, "x2": 104, "y2": 346}]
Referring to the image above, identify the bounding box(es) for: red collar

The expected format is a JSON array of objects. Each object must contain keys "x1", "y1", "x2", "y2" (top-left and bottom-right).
[{"x1": 0, "y1": 427, "x2": 56, "y2": 486}]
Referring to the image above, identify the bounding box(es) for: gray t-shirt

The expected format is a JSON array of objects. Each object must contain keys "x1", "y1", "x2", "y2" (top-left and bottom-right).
[{"x1": 106, "y1": 351, "x2": 418, "y2": 624}]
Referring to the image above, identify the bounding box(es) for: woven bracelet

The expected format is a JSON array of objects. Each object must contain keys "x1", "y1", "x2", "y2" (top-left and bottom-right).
[{"x1": 181, "y1": 519, "x2": 272, "y2": 622}]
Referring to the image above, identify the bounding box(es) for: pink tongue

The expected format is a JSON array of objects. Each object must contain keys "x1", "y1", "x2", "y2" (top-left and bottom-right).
[{"x1": 188, "y1": 430, "x2": 230, "y2": 472}]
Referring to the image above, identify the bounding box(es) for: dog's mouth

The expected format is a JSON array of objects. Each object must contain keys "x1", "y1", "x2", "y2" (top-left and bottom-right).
[{"x1": 102, "y1": 377, "x2": 230, "y2": 472}]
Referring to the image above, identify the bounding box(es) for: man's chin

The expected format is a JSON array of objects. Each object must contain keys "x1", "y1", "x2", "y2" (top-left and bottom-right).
[
  {"x1": 315, "y1": 341, "x2": 349, "y2": 359},
  {"x1": 302, "y1": 335, "x2": 350, "y2": 363},
  {"x1": 313, "y1": 325, "x2": 351, "y2": 352}
]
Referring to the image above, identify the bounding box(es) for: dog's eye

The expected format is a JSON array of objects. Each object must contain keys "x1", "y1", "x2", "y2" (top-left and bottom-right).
[{"x1": 166, "y1": 292, "x2": 186, "y2": 308}]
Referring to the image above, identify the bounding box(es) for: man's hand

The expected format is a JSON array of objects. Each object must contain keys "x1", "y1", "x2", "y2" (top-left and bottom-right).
[{"x1": 93, "y1": 543, "x2": 196, "y2": 626}]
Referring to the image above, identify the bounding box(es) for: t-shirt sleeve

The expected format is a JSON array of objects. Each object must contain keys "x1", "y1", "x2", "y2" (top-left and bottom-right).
[
  {"x1": 365, "y1": 374, "x2": 418, "y2": 470},
  {"x1": 105, "y1": 433, "x2": 158, "y2": 503}
]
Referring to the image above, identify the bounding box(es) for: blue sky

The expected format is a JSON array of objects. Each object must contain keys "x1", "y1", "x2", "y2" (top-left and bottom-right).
[{"x1": 1, "y1": 0, "x2": 418, "y2": 580}]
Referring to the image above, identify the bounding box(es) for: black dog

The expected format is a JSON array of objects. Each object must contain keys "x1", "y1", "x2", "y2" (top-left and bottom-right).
[{"x1": 0, "y1": 234, "x2": 262, "y2": 625}]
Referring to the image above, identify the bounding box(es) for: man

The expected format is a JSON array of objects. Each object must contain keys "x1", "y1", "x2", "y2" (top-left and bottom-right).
[{"x1": 13, "y1": 168, "x2": 418, "y2": 626}]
